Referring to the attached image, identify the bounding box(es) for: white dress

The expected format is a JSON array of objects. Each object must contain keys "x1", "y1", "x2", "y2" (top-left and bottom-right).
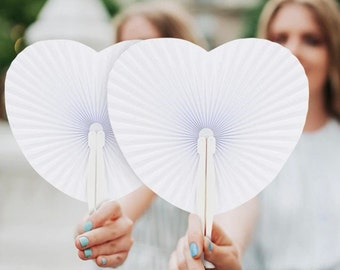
[
  {"x1": 243, "y1": 119, "x2": 340, "y2": 270},
  {"x1": 116, "y1": 197, "x2": 189, "y2": 269}
]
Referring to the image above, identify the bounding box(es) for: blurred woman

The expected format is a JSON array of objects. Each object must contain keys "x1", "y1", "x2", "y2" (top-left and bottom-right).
[{"x1": 243, "y1": 0, "x2": 340, "y2": 269}]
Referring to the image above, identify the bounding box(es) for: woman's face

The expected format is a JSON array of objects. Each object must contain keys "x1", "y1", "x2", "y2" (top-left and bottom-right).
[
  {"x1": 119, "y1": 16, "x2": 162, "y2": 40},
  {"x1": 268, "y1": 3, "x2": 330, "y2": 99}
]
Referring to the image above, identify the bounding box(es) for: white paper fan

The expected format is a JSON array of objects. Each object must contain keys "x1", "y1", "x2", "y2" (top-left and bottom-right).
[
  {"x1": 5, "y1": 40, "x2": 142, "y2": 208},
  {"x1": 107, "y1": 38, "x2": 309, "y2": 215}
]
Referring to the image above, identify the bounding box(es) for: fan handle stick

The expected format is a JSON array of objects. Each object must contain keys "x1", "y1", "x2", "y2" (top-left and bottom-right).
[
  {"x1": 87, "y1": 123, "x2": 106, "y2": 213},
  {"x1": 196, "y1": 128, "x2": 217, "y2": 269}
]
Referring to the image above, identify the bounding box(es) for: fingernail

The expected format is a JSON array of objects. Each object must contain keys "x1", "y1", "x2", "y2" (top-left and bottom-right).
[
  {"x1": 84, "y1": 248, "x2": 92, "y2": 258},
  {"x1": 83, "y1": 221, "x2": 93, "y2": 232},
  {"x1": 101, "y1": 257, "x2": 107, "y2": 265},
  {"x1": 79, "y1": 236, "x2": 89, "y2": 248},
  {"x1": 208, "y1": 240, "x2": 213, "y2": 251},
  {"x1": 189, "y1": 242, "x2": 199, "y2": 257}
]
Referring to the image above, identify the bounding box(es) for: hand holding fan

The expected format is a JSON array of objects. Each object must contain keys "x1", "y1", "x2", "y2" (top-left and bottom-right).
[
  {"x1": 107, "y1": 38, "x2": 308, "y2": 267},
  {"x1": 5, "y1": 40, "x2": 142, "y2": 212}
]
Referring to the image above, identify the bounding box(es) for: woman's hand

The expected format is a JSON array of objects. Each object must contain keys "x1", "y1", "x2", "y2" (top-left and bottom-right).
[
  {"x1": 74, "y1": 200, "x2": 134, "y2": 268},
  {"x1": 168, "y1": 214, "x2": 242, "y2": 270}
]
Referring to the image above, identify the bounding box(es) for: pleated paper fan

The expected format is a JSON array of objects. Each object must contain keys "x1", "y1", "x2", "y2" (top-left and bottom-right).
[
  {"x1": 107, "y1": 38, "x2": 309, "y2": 215},
  {"x1": 5, "y1": 39, "x2": 142, "y2": 205}
]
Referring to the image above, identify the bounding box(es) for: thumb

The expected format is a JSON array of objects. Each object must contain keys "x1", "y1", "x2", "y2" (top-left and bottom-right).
[
  {"x1": 203, "y1": 223, "x2": 241, "y2": 270},
  {"x1": 187, "y1": 213, "x2": 204, "y2": 259},
  {"x1": 211, "y1": 221, "x2": 233, "y2": 246},
  {"x1": 76, "y1": 200, "x2": 122, "y2": 234}
]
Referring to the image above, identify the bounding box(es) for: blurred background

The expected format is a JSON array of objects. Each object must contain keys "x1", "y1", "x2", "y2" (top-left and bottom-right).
[
  {"x1": 0, "y1": 0, "x2": 270, "y2": 121},
  {"x1": 3, "y1": 0, "x2": 337, "y2": 269}
]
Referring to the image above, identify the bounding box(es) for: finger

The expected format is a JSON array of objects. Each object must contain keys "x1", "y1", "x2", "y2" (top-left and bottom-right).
[
  {"x1": 76, "y1": 215, "x2": 92, "y2": 235},
  {"x1": 95, "y1": 252, "x2": 129, "y2": 268},
  {"x1": 171, "y1": 236, "x2": 204, "y2": 270},
  {"x1": 203, "y1": 237, "x2": 240, "y2": 270},
  {"x1": 187, "y1": 214, "x2": 204, "y2": 259},
  {"x1": 201, "y1": 222, "x2": 235, "y2": 269},
  {"x1": 169, "y1": 251, "x2": 179, "y2": 270},
  {"x1": 176, "y1": 237, "x2": 189, "y2": 270},
  {"x1": 211, "y1": 222, "x2": 233, "y2": 246},
  {"x1": 76, "y1": 201, "x2": 122, "y2": 234},
  {"x1": 183, "y1": 240, "x2": 205, "y2": 270},
  {"x1": 75, "y1": 216, "x2": 133, "y2": 250},
  {"x1": 77, "y1": 236, "x2": 133, "y2": 261},
  {"x1": 204, "y1": 221, "x2": 236, "y2": 264}
]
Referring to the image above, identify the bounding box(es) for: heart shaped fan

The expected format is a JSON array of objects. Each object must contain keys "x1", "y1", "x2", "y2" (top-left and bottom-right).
[
  {"x1": 5, "y1": 40, "x2": 142, "y2": 212},
  {"x1": 107, "y1": 38, "x2": 308, "y2": 248}
]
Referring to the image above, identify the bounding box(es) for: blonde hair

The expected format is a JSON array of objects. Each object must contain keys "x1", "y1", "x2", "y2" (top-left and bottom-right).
[
  {"x1": 258, "y1": 0, "x2": 340, "y2": 120},
  {"x1": 114, "y1": 1, "x2": 202, "y2": 46}
]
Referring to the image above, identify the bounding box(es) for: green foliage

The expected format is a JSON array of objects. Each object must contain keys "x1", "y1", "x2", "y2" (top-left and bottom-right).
[
  {"x1": 0, "y1": 0, "x2": 46, "y2": 72},
  {"x1": 241, "y1": 0, "x2": 267, "y2": 38},
  {"x1": 101, "y1": 0, "x2": 120, "y2": 16},
  {"x1": 0, "y1": 0, "x2": 46, "y2": 25},
  {"x1": 0, "y1": 18, "x2": 16, "y2": 72},
  {"x1": 0, "y1": 0, "x2": 120, "y2": 119},
  {"x1": 0, "y1": 0, "x2": 47, "y2": 119}
]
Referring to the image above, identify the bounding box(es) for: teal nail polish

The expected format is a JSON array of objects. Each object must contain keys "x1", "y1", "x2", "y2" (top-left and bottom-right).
[
  {"x1": 83, "y1": 221, "x2": 93, "y2": 232},
  {"x1": 84, "y1": 248, "x2": 92, "y2": 258},
  {"x1": 189, "y1": 242, "x2": 199, "y2": 257},
  {"x1": 79, "y1": 236, "x2": 89, "y2": 247},
  {"x1": 208, "y1": 240, "x2": 213, "y2": 251},
  {"x1": 101, "y1": 257, "x2": 107, "y2": 265}
]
